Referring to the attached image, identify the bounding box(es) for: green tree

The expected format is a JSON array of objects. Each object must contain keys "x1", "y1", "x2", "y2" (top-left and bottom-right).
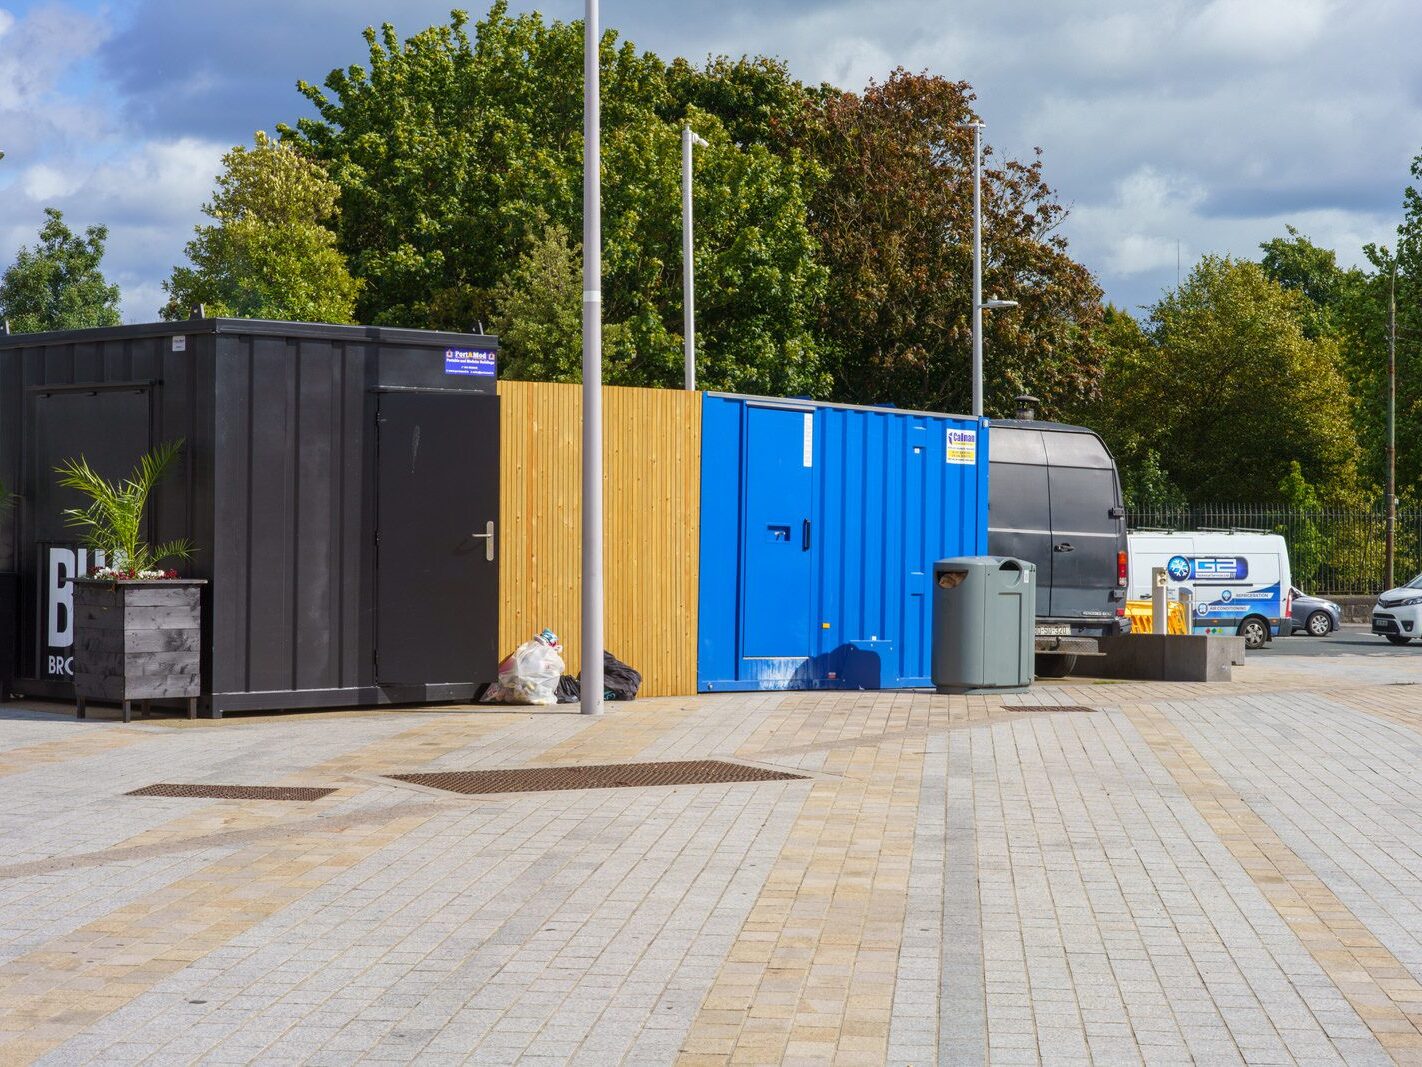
[
  {"x1": 1343, "y1": 154, "x2": 1422, "y2": 499},
  {"x1": 1106, "y1": 257, "x2": 1359, "y2": 502},
  {"x1": 1069, "y1": 305, "x2": 1182, "y2": 504},
  {"x1": 1259, "y1": 226, "x2": 1384, "y2": 496},
  {"x1": 1259, "y1": 226, "x2": 1365, "y2": 339},
  {"x1": 0, "y1": 209, "x2": 121, "y2": 333},
  {"x1": 161, "y1": 132, "x2": 359, "y2": 323},
  {"x1": 492, "y1": 224, "x2": 582, "y2": 380},
  {"x1": 1120, "y1": 449, "x2": 1188, "y2": 510},
  {"x1": 795, "y1": 71, "x2": 1105, "y2": 416},
  {"x1": 662, "y1": 54, "x2": 824, "y2": 152},
  {"x1": 280, "y1": 6, "x2": 828, "y2": 395},
  {"x1": 1277, "y1": 460, "x2": 1325, "y2": 587}
]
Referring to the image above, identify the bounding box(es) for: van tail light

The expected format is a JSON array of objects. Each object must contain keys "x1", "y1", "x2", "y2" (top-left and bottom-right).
[
  {"x1": 1115, "y1": 607, "x2": 1125, "y2": 616},
  {"x1": 1117, "y1": 550, "x2": 1128, "y2": 587}
]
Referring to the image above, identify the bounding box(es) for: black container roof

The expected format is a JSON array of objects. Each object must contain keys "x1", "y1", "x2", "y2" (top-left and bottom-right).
[{"x1": 0, "y1": 317, "x2": 499, "y2": 350}]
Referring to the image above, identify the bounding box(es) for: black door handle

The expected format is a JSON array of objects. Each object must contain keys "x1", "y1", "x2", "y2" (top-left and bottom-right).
[
  {"x1": 803, "y1": 519, "x2": 812, "y2": 550},
  {"x1": 1054, "y1": 542, "x2": 1074, "y2": 552}
]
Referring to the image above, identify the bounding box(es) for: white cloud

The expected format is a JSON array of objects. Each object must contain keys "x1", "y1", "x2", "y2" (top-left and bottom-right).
[
  {"x1": 0, "y1": 3, "x2": 110, "y2": 149},
  {"x1": 0, "y1": 4, "x2": 227, "y2": 321},
  {"x1": 1070, "y1": 167, "x2": 1206, "y2": 278},
  {"x1": 1069, "y1": 165, "x2": 1396, "y2": 310},
  {"x1": 66, "y1": 138, "x2": 224, "y2": 222},
  {"x1": 2, "y1": 136, "x2": 225, "y2": 321},
  {"x1": 1187, "y1": 0, "x2": 1333, "y2": 61},
  {"x1": 17, "y1": 163, "x2": 79, "y2": 201}
]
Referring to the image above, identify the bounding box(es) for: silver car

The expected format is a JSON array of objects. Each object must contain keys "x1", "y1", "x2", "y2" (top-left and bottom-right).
[{"x1": 1289, "y1": 587, "x2": 1340, "y2": 636}]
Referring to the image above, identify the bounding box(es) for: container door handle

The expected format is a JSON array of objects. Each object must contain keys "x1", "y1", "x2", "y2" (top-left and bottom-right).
[
  {"x1": 471, "y1": 520, "x2": 495, "y2": 561},
  {"x1": 802, "y1": 519, "x2": 812, "y2": 551}
]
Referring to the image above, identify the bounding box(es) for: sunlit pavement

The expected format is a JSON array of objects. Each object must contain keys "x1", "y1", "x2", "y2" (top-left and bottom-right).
[{"x1": 2, "y1": 646, "x2": 1422, "y2": 1064}]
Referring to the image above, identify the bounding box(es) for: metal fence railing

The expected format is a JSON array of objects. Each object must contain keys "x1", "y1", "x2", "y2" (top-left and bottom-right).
[{"x1": 1126, "y1": 505, "x2": 1420, "y2": 597}]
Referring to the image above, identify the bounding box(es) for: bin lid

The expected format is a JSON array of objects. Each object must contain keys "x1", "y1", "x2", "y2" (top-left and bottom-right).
[{"x1": 935, "y1": 555, "x2": 1036, "y2": 573}]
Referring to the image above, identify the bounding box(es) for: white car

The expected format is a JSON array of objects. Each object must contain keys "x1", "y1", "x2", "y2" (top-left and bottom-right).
[{"x1": 1372, "y1": 576, "x2": 1422, "y2": 645}]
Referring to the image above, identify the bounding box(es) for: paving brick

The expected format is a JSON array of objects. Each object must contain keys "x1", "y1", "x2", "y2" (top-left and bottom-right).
[{"x1": 0, "y1": 661, "x2": 1419, "y2": 1063}]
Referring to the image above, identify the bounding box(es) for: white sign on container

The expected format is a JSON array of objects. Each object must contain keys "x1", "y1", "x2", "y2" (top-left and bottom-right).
[{"x1": 945, "y1": 427, "x2": 977, "y2": 464}]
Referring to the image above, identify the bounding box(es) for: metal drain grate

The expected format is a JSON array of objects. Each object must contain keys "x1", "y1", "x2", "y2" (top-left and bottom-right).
[
  {"x1": 1004, "y1": 705, "x2": 1098, "y2": 714},
  {"x1": 126, "y1": 784, "x2": 338, "y2": 801},
  {"x1": 389, "y1": 759, "x2": 806, "y2": 796}
]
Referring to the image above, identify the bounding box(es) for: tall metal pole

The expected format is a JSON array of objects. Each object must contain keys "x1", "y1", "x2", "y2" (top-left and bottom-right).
[
  {"x1": 1387, "y1": 262, "x2": 1397, "y2": 591},
  {"x1": 581, "y1": 0, "x2": 604, "y2": 716},
  {"x1": 682, "y1": 125, "x2": 703, "y2": 391},
  {"x1": 969, "y1": 122, "x2": 984, "y2": 418}
]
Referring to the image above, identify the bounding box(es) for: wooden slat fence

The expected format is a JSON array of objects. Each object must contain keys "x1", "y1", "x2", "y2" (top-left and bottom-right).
[{"x1": 497, "y1": 380, "x2": 702, "y2": 696}]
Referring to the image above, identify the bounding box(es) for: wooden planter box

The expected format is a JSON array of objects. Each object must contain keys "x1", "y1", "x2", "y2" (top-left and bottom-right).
[{"x1": 73, "y1": 578, "x2": 205, "y2": 722}]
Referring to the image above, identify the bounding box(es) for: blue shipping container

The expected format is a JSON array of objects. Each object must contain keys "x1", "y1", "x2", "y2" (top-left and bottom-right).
[{"x1": 697, "y1": 394, "x2": 989, "y2": 691}]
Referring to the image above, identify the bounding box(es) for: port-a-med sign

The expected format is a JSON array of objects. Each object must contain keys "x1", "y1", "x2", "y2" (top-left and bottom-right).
[{"x1": 443, "y1": 349, "x2": 497, "y2": 377}]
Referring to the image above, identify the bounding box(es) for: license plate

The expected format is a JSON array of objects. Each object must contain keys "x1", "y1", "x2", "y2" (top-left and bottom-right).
[{"x1": 1035, "y1": 624, "x2": 1072, "y2": 637}]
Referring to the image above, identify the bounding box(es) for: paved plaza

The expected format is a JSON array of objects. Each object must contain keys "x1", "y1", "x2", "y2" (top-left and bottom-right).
[{"x1": 4, "y1": 647, "x2": 1422, "y2": 1064}]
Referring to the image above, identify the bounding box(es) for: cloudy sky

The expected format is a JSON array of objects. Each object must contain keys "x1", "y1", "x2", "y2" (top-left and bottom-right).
[{"x1": 2, "y1": 0, "x2": 1419, "y2": 321}]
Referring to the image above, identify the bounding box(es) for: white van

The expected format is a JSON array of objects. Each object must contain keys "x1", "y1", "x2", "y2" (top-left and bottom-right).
[{"x1": 1127, "y1": 531, "x2": 1292, "y2": 650}]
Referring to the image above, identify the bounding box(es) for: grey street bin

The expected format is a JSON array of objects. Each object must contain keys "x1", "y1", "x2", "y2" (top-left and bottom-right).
[{"x1": 932, "y1": 556, "x2": 1036, "y2": 694}]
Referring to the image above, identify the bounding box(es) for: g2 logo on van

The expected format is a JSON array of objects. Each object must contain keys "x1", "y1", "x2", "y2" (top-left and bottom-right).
[
  {"x1": 1195, "y1": 556, "x2": 1248, "y2": 580},
  {"x1": 1168, "y1": 555, "x2": 1249, "y2": 581}
]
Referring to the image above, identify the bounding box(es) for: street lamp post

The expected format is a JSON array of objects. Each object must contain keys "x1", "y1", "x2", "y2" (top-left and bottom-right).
[
  {"x1": 682, "y1": 125, "x2": 707, "y2": 391},
  {"x1": 960, "y1": 120, "x2": 985, "y2": 417},
  {"x1": 957, "y1": 121, "x2": 1019, "y2": 417},
  {"x1": 1387, "y1": 261, "x2": 1397, "y2": 591},
  {"x1": 581, "y1": 0, "x2": 604, "y2": 716}
]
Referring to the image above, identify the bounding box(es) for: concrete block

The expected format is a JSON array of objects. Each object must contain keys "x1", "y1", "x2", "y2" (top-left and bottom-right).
[{"x1": 1075, "y1": 635, "x2": 1245, "y2": 682}]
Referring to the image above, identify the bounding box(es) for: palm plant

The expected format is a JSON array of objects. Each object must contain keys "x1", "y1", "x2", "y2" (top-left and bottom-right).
[{"x1": 55, "y1": 440, "x2": 193, "y2": 576}]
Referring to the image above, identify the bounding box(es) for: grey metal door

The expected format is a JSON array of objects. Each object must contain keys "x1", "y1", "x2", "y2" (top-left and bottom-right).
[
  {"x1": 375, "y1": 392, "x2": 499, "y2": 684},
  {"x1": 1043, "y1": 432, "x2": 1122, "y2": 618},
  {"x1": 987, "y1": 428, "x2": 1053, "y2": 598}
]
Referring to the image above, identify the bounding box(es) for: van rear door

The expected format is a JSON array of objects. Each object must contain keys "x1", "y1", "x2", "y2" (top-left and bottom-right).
[
  {"x1": 987, "y1": 428, "x2": 1052, "y2": 593},
  {"x1": 1044, "y1": 432, "x2": 1123, "y2": 618}
]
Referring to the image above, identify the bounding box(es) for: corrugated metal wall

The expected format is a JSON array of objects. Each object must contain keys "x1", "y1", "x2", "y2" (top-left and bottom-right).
[
  {"x1": 697, "y1": 393, "x2": 990, "y2": 691},
  {"x1": 1, "y1": 320, "x2": 502, "y2": 712},
  {"x1": 497, "y1": 380, "x2": 701, "y2": 697}
]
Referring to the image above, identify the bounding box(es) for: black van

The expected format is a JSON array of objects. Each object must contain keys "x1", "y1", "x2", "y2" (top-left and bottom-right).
[{"x1": 988, "y1": 420, "x2": 1130, "y2": 676}]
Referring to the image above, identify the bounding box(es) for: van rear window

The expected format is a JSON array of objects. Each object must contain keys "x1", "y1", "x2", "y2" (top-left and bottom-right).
[
  {"x1": 988, "y1": 428, "x2": 1047, "y2": 464},
  {"x1": 1043, "y1": 431, "x2": 1113, "y2": 469}
]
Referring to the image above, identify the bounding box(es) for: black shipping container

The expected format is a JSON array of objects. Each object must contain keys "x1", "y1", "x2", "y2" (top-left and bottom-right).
[{"x1": 0, "y1": 319, "x2": 500, "y2": 715}]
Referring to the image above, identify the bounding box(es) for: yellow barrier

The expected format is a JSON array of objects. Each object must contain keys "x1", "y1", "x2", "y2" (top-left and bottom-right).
[{"x1": 1125, "y1": 599, "x2": 1189, "y2": 635}]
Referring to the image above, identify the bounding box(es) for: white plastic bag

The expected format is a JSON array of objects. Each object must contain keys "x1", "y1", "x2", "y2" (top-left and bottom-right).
[{"x1": 485, "y1": 629, "x2": 564, "y2": 705}]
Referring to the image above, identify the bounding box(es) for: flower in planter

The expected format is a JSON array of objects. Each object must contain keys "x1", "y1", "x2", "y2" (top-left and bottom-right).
[
  {"x1": 90, "y1": 566, "x2": 180, "y2": 581},
  {"x1": 55, "y1": 440, "x2": 194, "y2": 579}
]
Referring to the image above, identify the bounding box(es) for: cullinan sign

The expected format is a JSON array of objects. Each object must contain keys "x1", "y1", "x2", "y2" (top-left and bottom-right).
[{"x1": 40, "y1": 543, "x2": 105, "y2": 679}]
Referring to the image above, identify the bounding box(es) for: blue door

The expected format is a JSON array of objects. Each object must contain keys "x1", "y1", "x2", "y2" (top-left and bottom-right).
[
  {"x1": 740, "y1": 406, "x2": 814, "y2": 661},
  {"x1": 899, "y1": 429, "x2": 932, "y2": 685}
]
